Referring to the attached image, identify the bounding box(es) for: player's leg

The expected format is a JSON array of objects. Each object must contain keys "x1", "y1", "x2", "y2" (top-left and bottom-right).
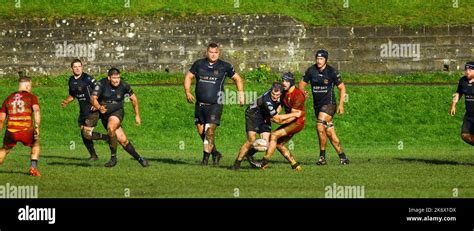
[
  {"x1": 276, "y1": 141, "x2": 302, "y2": 171},
  {"x1": 116, "y1": 127, "x2": 148, "y2": 167},
  {"x1": 259, "y1": 126, "x2": 289, "y2": 168},
  {"x1": 29, "y1": 137, "x2": 41, "y2": 176},
  {"x1": 0, "y1": 146, "x2": 12, "y2": 165},
  {"x1": 461, "y1": 117, "x2": 474, "y2": 145},
  {"x1": 203, "y1": 123, "x2": 219, "y2": 166},
  {"x1": 316, "y1": 111, "x2": 332, "y2": 165},
  {"x1": 104, "y1": 116, "x2": 121, "y2": 167},
  {"x1": 230, "y1": 131, "x2": 257, "y2": 170},
  {"x1": 325, "y1": 122, "x2": 349, "y2": 165}
]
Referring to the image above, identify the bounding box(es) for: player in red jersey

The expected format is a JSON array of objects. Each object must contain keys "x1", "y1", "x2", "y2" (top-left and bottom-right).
[
  {"x1": 258, "y1": 72, "x2": 305, "y2": 171},
  {"x1": 0, "y1": 73, "x2": 41, "y2": 176}
]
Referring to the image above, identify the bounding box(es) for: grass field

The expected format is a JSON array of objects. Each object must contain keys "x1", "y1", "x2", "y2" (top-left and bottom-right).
[
  {"x1": 0, "y1": 0, "x2": 473, "y2": 26},
  {"x1": 0, "y1": 80, "x2": 473, "y2": 198}
]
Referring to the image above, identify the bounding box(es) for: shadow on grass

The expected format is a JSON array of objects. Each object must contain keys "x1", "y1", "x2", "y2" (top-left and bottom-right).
[
  {"x1": 41, "y1": 155, "x2": 89, "y2": 161},
  {"x1": 0, "y1": 170, "x2": 29, "y2": 176},
  {"x1": 395, "y1": 158, "x2": 474, "y2": 166},
  {"x1": 145, "y1": 158, "x2": 189, "y2": 165},
  {"x1": 47, "y1": 162, "x2": 93, "y2": 167}
]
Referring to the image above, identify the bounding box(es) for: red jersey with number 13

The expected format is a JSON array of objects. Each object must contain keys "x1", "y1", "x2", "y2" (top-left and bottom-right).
[{"x1": 1, "y1": 91, "x2": 39, "y2": 132}]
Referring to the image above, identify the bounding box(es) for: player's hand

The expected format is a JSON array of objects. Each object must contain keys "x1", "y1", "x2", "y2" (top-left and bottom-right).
[
  {"x1": 135, "y1": 115, "x2": 141, "y2": 126},
  {"x1": 90, "y1": 106, "x2": 98, "y2": 112},
  {"x1": 61, "y1": 100, "x2": 69, "y2": 108},
  {"x1": 186, "y1": 92, "x2": 195, "y2": 104},
  {"x1": 303, "y1": 91, "x2": 309, "y2": 98},
  {"x1": 99, "y1": 105, "x2": 107, "y2": 114},
  {"x1": 294, "y1": 110, "x2": 302, "y2": 118},
  {"x1": 337, "y1": 105, "x2": 344, "y2": 115},
  {"x1": 239, "y1": 93, "x2": 245, "y2": 106},
  {"x1": 450, "y1": 107, "x2": 456, "y2": 116},
  {"x1": 34, "y1": 127, "x2": 40, "y2": 140}
]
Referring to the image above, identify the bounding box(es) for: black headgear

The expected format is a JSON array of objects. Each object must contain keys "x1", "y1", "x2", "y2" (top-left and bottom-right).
[
  {"x1": 465, "y1": 62, "x2": 474, "y2": 70},
  {"x1": 315, "y1": 49, "x2": 329, "y2": 60},
  {"x1": 282, "y1": 72, "x2": 295, "y2": 87}
]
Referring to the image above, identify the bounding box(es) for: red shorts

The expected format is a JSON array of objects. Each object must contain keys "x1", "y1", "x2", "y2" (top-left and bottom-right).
[
  {"x1": 276, "y1": 121, "x2": 305, "y2": 144},
  {"x1": 3, "y1": 129, "x2": 35, "y2": 148}
]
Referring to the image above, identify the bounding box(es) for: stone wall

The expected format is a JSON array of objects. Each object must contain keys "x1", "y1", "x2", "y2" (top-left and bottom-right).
[{"x1": 0, "y1": 14, "x2": 472, "y2": 76}]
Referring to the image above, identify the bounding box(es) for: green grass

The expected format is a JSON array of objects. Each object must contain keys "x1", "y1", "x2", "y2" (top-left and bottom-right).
[
  {"x1": 0, "y1": 0, "x2": 473, "y2": 26},
  {"x1": 0, "y1": 81, "x2": 473, "y2": 198}
]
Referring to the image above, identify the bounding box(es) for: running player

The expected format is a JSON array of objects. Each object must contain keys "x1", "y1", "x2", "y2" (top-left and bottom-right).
[
  {"x1": 258, "y1": 72, "x2": 304, "y2": 171},
  {"x1": 230, "y1": 82, "x2": 301, "y2": 170},
  {"x1": 0, "y1": 73, "x2": 41, "y2": 176},
  {"x1": 90, "y1": 68, "x2": 148, "y2": 167},
  {"x1": 61, "y1": 59, "x2": 109, "y2": 161},
  {"x1": 184, "y1": 43, "x2": 244, "y2": 166},
  {"x1": 450, "y1": 61, "x2": 474, "y2": 146},
  {"x1": 299, "y1": 49, "x2": 350, "y2": 165}
]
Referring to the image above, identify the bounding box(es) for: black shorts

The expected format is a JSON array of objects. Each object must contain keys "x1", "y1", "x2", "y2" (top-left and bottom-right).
[
  {"x1": 101, "y1": 109, "x2": 124, "y2": 129},
  {"x1": 461, "y1": 116, "x2": 474, "y2": 134},
  {"x1": 194, "y1": 102, "x2": 223, "y2": 126},
  {"x1": 245, "y1": 109, "x2": 271, "y2": 134},
  {"x1": 77, "y1": 111, "x2": 100, "y2": 127},
  {"x1": 314, "y1": 104, "x2": 336, "y2": 117}
]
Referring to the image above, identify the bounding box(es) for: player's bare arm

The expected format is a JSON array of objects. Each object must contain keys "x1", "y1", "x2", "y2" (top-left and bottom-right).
[
  {"x1": 337, "y1": 83, "x2": 346, "y2": 114},
  {"x1": 184, "y1": 71, "x2": 195, "y2": 104},
  {"x1": 298, "y1": 80, "x2": 309, "y2": 98},
  {"x1": 129, "y1": 93, "x2": 141, "y2": 126},
  {"x1": 450, "y1": 92, "x2": 460, "y2": 116},
  {"x1": 271, "y1": 109, "x2": 301, "y2": 124},
  {"x1": 0, "y1": 112, "x2": 5, "y2": 134},
  {"x1": 61, "y1": 95, "x2": 74, "y2": 108},
  {"x1": 231, "y1": 73, "x2": 245, "y2": 106},
  {"x1": 90, "y1": 95, "x2": 106, "y2": 114}
]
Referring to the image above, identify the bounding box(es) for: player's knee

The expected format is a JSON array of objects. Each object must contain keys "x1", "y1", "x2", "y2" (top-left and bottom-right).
[{"x1": 81, "y1": 128, "x2": 93, "y2": 140}]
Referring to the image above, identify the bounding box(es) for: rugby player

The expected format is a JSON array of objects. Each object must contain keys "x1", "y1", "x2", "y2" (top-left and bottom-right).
[
  {"x1": 184, "y1": 43, "x2": 244, "y2": 166},
  {"x1": 450, "y1": 62, "x2": 474, "y2": 146},
  {"x1": 61, "y1": 59, "x2": 109, "y2": 161},
  {"x1": 90, "y1": 68, "x2": 148, "y2": 167},
  {"x1": 258, "y1": 72, "x2": 305, "y2": 171},
  {"x1": 230, "y1": 82, "x2": 301, "y2": 170},
  {"x1": 0, "y1": 73, "x2": 41, "y2": 176},
  {"x1": 298, "y1": 49, "x2": 349, "y2": 165}
]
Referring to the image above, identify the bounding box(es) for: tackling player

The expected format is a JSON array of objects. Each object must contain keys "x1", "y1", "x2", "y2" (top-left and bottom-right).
[
  {"x1": 258, "y1": 72, "x2": 304, "y2": 171},
  {"x1": 450, "y1": 62, "x2": 474, "y2": 146},
  {"x1": 184, "y1": 43, "x2": 244, "y2": 166},
  {"x1": 91, "y1": 68, "x2": 148, "y2": 167},
  {"x1": 0, "y1": 73, "x2": 41, "y2": 176},
  {"x1": 230, "y1": 82, "x2": 301, "y2": 170},
  {"x1": 61, "y1": 59, "x2": 109, "y2": 161},
  {"x1": 299, "y1": 49, "x2": 350, "y2": 165}
]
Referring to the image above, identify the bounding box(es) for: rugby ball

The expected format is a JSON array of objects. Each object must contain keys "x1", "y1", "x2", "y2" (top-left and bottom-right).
[{"x1": 253, "y1": 138, "x2": 269, "y2": 152}]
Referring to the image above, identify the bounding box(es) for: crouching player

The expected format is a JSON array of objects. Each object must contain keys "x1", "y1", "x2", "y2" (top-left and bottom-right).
[
  {"x1": 0, "y1": 74, "x2": 41, "y2": 176},
  {"x1": 230, "y1": 83, "x2": 301, "y2": 170},
  {"x1": 258, "y1": 72, "x2": 305, "y2": 171}
]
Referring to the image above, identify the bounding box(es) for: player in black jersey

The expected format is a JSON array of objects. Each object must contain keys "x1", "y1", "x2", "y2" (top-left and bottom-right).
[
  {"x1": 299, "y1": 50, "x2": 349, "y2": 165},
  {"x1": 229, "y1": 83, "x2": 300, "y2": 170},
  {"x1": 184, "y1": 43, "x2": 244, "y2": 166},
  {"x1": 91, "y1": 68, "x2": 148, "y2": 167},
  {"x1": 450, "y1": 62, "x2": 474, "y2": 146},
  {"x1": 61, "y1": 59, "x2": 109, "y2": 161}
]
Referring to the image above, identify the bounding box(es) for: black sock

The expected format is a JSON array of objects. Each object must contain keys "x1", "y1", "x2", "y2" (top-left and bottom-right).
[
  {"x1": 109, "y1": 135, "x2": 118, "y2": 157},
  {"x1": 81, "y1": 133, "x2": 97, "y2": 157},
  {"x1": 123, "y1": 142, "x2": 141, "y2": 160},
  {"x1": 320, "y1": 150, "x2": 326, "y2": 158},
  {"x1": 203, "y1": 151, "x2": 211, "y2": 160},
  {"x1": 247, "y1": 148, "x2": 258, "y2": 157},
  {"x1": 338, "y1": 152, "x2": 347, "y2": 159},
  {"x1": 31, "y1": 159, "x2": 38, "y2": 168},
  {"x1": 211, "y1": 148, "x2": 220, "y2": 157},
  {"x1": 92, "y1": 132, "x2": 109, "y2": 141}
]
